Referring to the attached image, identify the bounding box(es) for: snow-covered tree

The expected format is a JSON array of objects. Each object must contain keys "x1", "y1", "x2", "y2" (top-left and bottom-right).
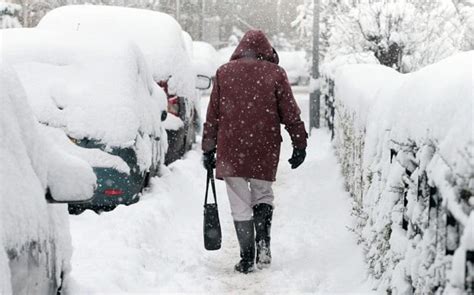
[
  {"x1": 295, "y1": 0, "x2": 468, "y2": 72},
  {"x1": 291, "y1": 0, "x2": 313, "y2": 50},
  {"x1": 272, "y1": 33, "x2": 295, "y2": 51},
  {"x1": 0, "y1": 2, "x2": 22, "y2": 28},
  {"x1": 451, "y1": 0, "x2": 474, "y2": 49}
]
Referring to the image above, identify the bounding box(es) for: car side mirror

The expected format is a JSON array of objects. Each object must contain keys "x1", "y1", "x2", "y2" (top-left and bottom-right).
[
  {"x1": 45, "y1": 187, "x2": 94, "y2": 204},
  {"x1": 196, "y1": 74, "x2": 212, "y2": 90},
  {"x1": 44, "y1": 149, "x2": 96, "y2": 204}
]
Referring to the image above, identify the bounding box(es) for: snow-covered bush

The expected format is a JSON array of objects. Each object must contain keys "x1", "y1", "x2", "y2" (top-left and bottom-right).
[
  {"x1": 0, "y1": 62, "x2": 96, "y2": 293},
  {"x1": 0, "y1": 2, "x2": 21, "y2": 28},
  {"x1": 325, "y1": 52, "x2": 473, "y2": 293}
]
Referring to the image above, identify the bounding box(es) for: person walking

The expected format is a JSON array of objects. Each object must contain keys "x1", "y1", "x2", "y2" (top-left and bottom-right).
[{"x1": 202, "y1": 30, "x2": 308, "y2": 274}]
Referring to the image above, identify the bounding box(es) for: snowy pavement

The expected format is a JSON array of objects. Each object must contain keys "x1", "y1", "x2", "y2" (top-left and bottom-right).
[{"x1": 65, "y1": 92, "x2": 372, "y2": 294}]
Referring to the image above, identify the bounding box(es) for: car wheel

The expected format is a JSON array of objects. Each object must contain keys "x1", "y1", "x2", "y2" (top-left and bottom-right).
[
  {"x1": 126, "y1": 195, "x2": 140, "y2": 206},
  {"x1": 141, "y1": 172, "x2": 151, "y2": 192},
  {"x1": 68, "y1": 205, "x2": 85, "y2": 215}
]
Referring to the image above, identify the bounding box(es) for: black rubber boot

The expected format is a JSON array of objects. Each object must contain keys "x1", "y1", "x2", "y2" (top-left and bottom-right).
[
  {"x1": 233, "y1": 220, "x2": 255, "y2": 274},
  {"x1": 253, "y1": 203, "x2": 273, "y2": 268}
]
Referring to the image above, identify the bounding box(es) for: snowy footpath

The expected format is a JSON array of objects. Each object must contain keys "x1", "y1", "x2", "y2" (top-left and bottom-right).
[{"x1": 65, "y1": 92, "x2": 373, "y2": 294}]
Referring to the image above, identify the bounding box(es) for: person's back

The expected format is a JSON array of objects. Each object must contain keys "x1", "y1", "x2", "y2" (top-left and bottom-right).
[
  {"x1": 203, "y1": 30, "x2": 307, "y2": 181},
  {"x1": 202, "y1": 29, "x2": 308, "y2": 273}
]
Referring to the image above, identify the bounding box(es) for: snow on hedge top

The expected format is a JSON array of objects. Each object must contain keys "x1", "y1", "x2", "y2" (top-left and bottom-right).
[
  {"x1": 1, "y1": 28, "x2": 166, "y2": 147},
  {"x1": 383, "y1": 51, "x2": 473, "y2": 171},
  {"x1": 335, "y1": 51, "x2": 473, "y2": 173},
  {"x1": 334, "y1": 64, "x2": 400, "y2": 127},
  {"x1": 38, "y1": 5, "x2": 196, "y2": 100},
  {"x1": 321, "y1": 52, "x2": 379, "y2": 79},
  {"x1": 0, "y1": 62, "x2": 95, "y2": 254}
]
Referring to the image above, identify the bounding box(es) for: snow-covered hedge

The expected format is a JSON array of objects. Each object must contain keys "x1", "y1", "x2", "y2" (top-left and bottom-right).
[
  {"x1": 320, "y1": 52, "x2": 379, "y2": 134},
  {"x1": 322, "y1": 52, "x2": 473, "y2": 293}
]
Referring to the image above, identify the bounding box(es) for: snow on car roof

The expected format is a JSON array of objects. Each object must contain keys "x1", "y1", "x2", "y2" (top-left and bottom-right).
[
  {"x1": 193, "y1": 41, "x2": 217, "y2": 61},
  {"x1": 192, "y1": 41, "x2": 219, "y2": 77},
  {"x1": 38, "y1": 5, "x2": 196, "y2": 100},
  {"x1": 1, "y1": 28, "x2": 166, "y2": 147},
  {"x1": 216, "y1": 46, "x2": 236, "y2": 67}
]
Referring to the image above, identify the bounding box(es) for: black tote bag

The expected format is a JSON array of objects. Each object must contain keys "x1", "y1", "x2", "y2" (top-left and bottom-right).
[{"x1": 203, "y1": 168, "x2": 222, "y2": 251}]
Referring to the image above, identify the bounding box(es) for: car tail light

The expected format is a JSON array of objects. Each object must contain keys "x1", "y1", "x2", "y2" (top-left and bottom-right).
[
  {"x1": 168, "y1": 96, "x2": 180, "y2": 117},
  {"x1": 103, "y1": 189, "x2": 124, "y2": 196}
]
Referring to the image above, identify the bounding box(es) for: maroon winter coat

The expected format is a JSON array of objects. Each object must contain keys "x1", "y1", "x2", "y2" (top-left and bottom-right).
[{"x1": 202, "y1": 30, "x2": 308, "y2": 182}]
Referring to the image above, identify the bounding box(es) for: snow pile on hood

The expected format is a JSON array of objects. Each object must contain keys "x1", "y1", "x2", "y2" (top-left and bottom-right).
[
  {"x1": 37, "y1": 5, "x2": 196, "y2": 100},
  {"x1": 0, "y1": 63, "x2": 97, "y2": 293},
  {"x1": 192, "y1": 41, "x2": 219, "y2": 77},
  {"x1": 1, "y1": 28, "x2": 166, "y2": 148}
]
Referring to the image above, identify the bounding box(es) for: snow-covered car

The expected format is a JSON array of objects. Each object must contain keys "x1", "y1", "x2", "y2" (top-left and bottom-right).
[
  {"x1": 278, "y1": 50, "x2": 310, "y2": 85},
  {"x1": 216, "y1": 45, "x2": 237, "y2": 67},
  {"x1": 38, "y1": 5, "x2": 212, "y2": 165},
  {"x1": 0, "y1": 63, "x2": 96, "y2": 293},
  {"x1": 1, "y1": 28, "x2": 167, "y2": 213},
  {"x1": 192, "y1": 41, "x2": 219, "y2": 79}
]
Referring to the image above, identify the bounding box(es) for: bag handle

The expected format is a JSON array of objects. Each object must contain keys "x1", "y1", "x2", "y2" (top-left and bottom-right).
[{"x1": 204, "y1": 168, "x2": 218, "y2": 205}]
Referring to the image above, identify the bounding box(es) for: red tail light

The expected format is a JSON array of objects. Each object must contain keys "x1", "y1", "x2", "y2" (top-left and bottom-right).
[
  {"x1": 168, "y1": 96, "x2": 180, "y2": 117},
  {"x1": 104, "y1": 189, "x2": 124, "y2": 196}
]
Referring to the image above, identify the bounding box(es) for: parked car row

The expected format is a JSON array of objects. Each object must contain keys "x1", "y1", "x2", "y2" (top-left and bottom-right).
[
  {"x1": 1, "y1": 5, "x2": 214, "y2": 292},
  {"x1": 38, "y1": 5, "x2": 212, "y2": 164},
  {"x1": 2, "y1": 5, "x2": 212, "y2": 214}
]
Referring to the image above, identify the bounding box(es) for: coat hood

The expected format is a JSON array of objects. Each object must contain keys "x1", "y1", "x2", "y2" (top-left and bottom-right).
[{"x1": 230, "y1": 30, "x2": 279, "y2": 64}]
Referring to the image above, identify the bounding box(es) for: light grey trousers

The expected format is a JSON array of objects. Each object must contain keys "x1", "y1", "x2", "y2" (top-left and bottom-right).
[{"x1": 224, "y1": 177, "x2": 274, "y2": 221}]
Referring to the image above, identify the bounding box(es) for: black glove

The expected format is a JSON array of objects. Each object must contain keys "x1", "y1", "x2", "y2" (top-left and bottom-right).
[
  {"x1": 203, "y1": 150, "x2": 216, "y2": 170},
  {"x1": 288, "y1": 148, "x2": 306, "y2": 169}
]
